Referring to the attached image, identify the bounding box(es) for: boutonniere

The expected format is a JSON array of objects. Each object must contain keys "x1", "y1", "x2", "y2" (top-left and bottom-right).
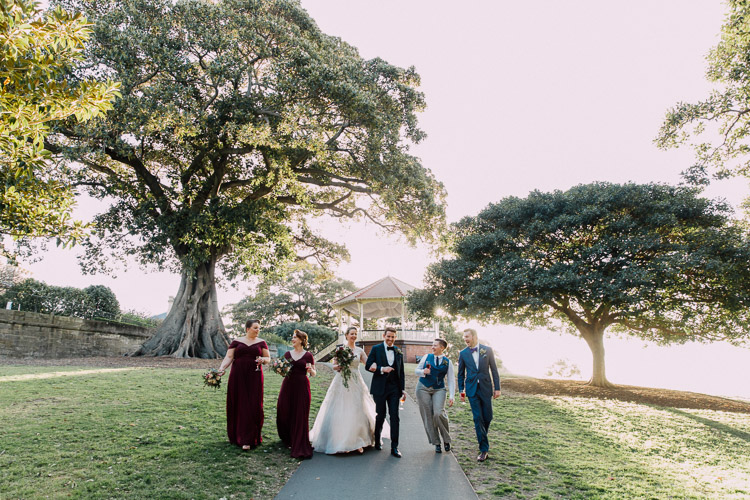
[
  {"x1": 479, "y1": 348, "x2": 487, "y2": 356},
  {"x1": 393, "y1": 347, "x2": 402, "y2": 355}
]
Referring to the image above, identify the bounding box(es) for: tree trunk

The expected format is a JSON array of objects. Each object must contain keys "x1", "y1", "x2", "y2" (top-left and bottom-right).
[
  {"x1": 581, "y1": 326, "x2": 613, "y2": 388},
  {"x1": 132, "y1": 259, "x2": 229, "y2": 358}
]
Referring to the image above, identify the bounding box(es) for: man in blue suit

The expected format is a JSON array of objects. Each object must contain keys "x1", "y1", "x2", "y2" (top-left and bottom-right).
[{"x1": 457, "y1": 328, "x2": 500, "y2": 462}]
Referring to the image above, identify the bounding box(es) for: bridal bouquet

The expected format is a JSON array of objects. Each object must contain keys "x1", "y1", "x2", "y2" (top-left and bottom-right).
[
  {"x1": 333, "y1": 345, "x2": 356, "y2": 388},
  {"x1": 271, "y1": 356, "x2": 292, "y2": 377},
  {"x1": 203, "y1": 369, "x2": 222, "y2": 389}
]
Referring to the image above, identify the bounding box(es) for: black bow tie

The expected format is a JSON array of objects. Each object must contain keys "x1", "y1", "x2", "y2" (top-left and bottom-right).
[{"x1": 387, "y1": 346, "x2": 395, "y2": 351}]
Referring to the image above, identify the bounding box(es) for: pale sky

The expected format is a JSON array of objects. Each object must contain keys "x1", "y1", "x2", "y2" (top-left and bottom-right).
[{"x1": 17, "y1": 1, "x2": 750, "y2": 397}]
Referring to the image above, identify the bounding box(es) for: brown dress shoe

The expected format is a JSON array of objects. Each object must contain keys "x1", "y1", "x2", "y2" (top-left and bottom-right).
[{"x1": 477, "y1": 451, "x2": 489, "y2": 462}]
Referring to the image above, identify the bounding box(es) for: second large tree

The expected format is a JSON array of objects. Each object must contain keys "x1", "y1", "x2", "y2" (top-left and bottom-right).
[
  {"x1": 410, "y1": 183, "x2": 750, "y2": 387},
  {"x1": 48, "y1": 0, "x2": 446, "y2": 357}
]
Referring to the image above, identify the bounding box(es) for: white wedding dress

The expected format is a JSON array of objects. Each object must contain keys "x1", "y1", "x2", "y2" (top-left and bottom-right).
[{"x1": 310, "y1": 346, "x2": 388, "y2": 454}]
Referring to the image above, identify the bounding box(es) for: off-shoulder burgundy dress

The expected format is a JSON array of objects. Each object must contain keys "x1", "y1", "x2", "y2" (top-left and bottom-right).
[
  {"x1": 276, "y1": 350, "x2": 314, "y2": 459},
  {"x1": 226, "y1": 340, "x2": 267, "y2": 448}
]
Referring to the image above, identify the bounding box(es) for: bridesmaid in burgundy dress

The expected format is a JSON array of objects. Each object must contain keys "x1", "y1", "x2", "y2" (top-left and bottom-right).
[
  {"x1": 276, "y1": 329, "x2": 316, "y2": 459},
  {"x1": 218, "y1": 319, "x2": 270, "y2": 450}
]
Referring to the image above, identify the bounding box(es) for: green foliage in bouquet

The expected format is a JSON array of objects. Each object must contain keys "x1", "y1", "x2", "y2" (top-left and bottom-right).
[
  {"x1": 202, "y1": 369, "x2": 221, "y2": 389},
  {"x1": 270, "y1": 357, "x2": 292, "y2": 377},
  {"x1": 333, "y1": 345, "x2": 355, "y2": 388}
]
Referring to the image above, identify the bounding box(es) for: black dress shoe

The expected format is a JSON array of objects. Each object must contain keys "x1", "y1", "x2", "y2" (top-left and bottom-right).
[
  {"x1": 374, "y1": 442, "x2": 382, "y2": 451},
  {"x1": 444, "y1": 443, "x2": 451, "y2": 452},
  {"x1": 391, "y1": 448, "x2": 402, "y2": 458},
  {"x1": 435, "y1": 444, "x2": 442, "y2": 453},
  {"x1": 477, "y1": 451, "x2": 488, "y2": 462}
]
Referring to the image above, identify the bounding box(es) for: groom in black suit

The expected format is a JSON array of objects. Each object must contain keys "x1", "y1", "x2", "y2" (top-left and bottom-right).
[{"x1": 366, "y1": 326, "x2": 406, "y2": 458}]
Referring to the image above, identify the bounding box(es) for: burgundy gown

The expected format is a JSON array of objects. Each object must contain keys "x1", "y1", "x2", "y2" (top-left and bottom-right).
[
  {"x1": 226, "y1": 340, "x2": 268, "y2": 448},
  {"x1": 276, "y1": 351, "x2": 314, "y2": 459}
]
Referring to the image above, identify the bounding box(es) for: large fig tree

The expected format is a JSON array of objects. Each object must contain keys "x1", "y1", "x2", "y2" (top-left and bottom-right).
[{"x1": 46, "y1": 0, "x2": 446, "y2": 358}]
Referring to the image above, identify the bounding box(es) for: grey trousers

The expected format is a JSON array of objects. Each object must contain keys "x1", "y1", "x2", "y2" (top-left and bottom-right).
[{"x1": 415, "y1": 381, "x2": 451, "y2": 446}]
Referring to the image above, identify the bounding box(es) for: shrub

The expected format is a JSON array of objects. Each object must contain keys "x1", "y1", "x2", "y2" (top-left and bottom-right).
[
  {"x1": 0, "y1": 278, "x2": 48, "y2": 312},
  {"x1": 263, "y1": 322, "x2": 337, "y2": 352},
  {"x1": 545, "y1": 359, "x2": 582, "y2": 379},
  {"x1": 84, "y1": 285, "x2": 120, "y2": 320},
  {"x1": 116, "y1": 309, "x2": 162, "y2": 329},
  {"x1": 0, "y1": 279, "x2": 120, "y2": 320},
  {"x1": 52, "y1": 286, "x2": 91, "y2": 318}
]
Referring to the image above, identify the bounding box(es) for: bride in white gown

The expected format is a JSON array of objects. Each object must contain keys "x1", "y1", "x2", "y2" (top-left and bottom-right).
[{"x1": 310, "y1": 326, "x2": 387, "y2": 454}]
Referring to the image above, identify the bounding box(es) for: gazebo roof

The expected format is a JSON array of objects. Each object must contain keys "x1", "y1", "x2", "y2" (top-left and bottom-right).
[{"x1": 332, "y1": 276, "x2": 417, "y2": 318}]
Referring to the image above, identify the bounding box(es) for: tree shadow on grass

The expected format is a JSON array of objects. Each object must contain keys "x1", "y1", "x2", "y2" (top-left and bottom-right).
[
  {"x1": 504, "y1": 378, "x2": 750, "y2": 414},
  {"x1": 663, "y1": 407, "x2": 750, "y2": 442},
  {"x1": 450, "y1": 395, "x2": 712, "y2": 499}
]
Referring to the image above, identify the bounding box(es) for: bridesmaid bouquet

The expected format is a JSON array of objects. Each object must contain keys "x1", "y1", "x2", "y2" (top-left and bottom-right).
[
  {"x1": 333, "y1": 346, "x2": 356, "y2": 388},
  {"x1": 203, "y1": 369, "x2": 222, "y2": 389},
  {"x1": 271, "y1": 356, "x2": 292, "y2": 377}
]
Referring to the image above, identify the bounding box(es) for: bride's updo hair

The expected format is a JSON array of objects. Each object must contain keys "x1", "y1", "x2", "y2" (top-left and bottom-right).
[
  {"x1": 293, "y1": 329, "x2": 309, "y2": 349},
  {"x1": 345, "y1": 326, "x2": 358, "y2": 336}
]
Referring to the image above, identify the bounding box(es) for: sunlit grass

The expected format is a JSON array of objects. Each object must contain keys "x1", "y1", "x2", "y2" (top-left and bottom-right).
[
  {"x1": 0, "y1": 365, "x2": 95, "y2": 376},
  {"x1": 0, "y1": 365, "x2": 333, "y2": 499},
  {"x1": 448, "y1": 391, "x2": 750, "y2": 499}
]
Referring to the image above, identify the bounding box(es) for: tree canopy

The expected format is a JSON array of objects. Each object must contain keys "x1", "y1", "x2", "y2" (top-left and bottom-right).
[
  {"x1": 225, "y1": 262, "x2": 356, "y2": 335},
  {"x1": 46, "y1": 0, "x2": 446, "y2": 358},
  {"x1": 656, "y1": 0, "x2": 750, "y2": 188},
  {"x1": 0, "y1": 262, "x2": 29, "y2": 294},
  {"x1": 410, "y1": 183, "x2": 750, "y2": 386},
  {"x1": 434, "y1": 320, "x2": 465, "y2": 359},
  {"x1": 263, "y1": 321, "x2": 336, "y2": 352},
  {"x1": 0, "y1": 0, "x2": 119, "y2": 256}
]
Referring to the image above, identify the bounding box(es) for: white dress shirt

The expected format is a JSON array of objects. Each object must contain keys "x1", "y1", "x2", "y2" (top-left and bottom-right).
[
  {"x1": 415, "y1": 353, "x2": 455, "y2": 401},
  {"x1": 380, "y1": 342, "x2": 395, "y2": 374},
  {"x1": 471, "y1": 346, "x2": 480, "y2": 367},
  {"x1": 384, "y1": 342, "x2": 395, "y2": 365}
]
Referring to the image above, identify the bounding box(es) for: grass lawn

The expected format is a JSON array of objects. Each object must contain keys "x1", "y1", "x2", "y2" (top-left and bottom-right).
[
  {"x1": 0, "y1": 364, "x2": 334, "y2": 499},
  {"x1": 5, "y1": 363, "x2": 749, "y2": 499},
  {"x1": 445, "y1": 382, "x2": 750, "y2": 499}
]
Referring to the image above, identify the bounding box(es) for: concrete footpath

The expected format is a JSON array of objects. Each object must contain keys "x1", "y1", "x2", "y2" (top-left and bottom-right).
[{"x1": 275, "y1": 367, "x2": 477, "y2": 500}]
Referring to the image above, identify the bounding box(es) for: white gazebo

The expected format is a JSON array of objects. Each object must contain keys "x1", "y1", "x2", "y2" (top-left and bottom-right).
[{"x1": 315, "y1": 276, "x2": 438, "y2": 362}]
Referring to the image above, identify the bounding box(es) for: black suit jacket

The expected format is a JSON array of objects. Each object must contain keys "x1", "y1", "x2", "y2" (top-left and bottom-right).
[{"x1": 366, "y1": 343, "x2": 405, "y2": 396}]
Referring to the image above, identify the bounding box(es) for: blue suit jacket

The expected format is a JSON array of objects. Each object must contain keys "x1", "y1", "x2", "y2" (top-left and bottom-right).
[{"x1": 457, "y1": 344, "x2": 500, "y2": 399}]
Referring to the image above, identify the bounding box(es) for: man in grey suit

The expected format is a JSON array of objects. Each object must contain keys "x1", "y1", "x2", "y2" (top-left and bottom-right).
[
  {"x1": 415, "y1": 338, "x2": 455, "y2": 453},
  {"x1": 457, "y1": 328, "x2": 500, "y2": 462}
]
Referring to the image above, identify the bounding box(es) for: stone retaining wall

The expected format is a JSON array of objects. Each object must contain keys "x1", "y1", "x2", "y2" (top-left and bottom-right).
[{"x1": 0, "y1": 309, "x2": 152, "y2": 358}]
